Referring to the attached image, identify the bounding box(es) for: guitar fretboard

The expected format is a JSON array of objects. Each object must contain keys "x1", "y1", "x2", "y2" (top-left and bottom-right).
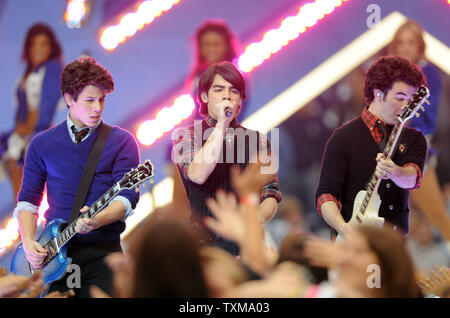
[
  {"x1": 42, "y1": 182, "x2": 122, "y2": 264},
  {"x1": 359, "y1": 121, "x2": 403, "y2": 215}
]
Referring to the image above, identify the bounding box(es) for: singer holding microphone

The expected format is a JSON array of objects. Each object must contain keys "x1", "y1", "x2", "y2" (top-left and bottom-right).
[{"x1": 172, "y1": 62, "x2": 281, "y2": 256}]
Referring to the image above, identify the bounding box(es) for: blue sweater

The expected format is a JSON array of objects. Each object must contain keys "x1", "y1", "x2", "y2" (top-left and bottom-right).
[{"x1": 18, "y1": 120, "x2": 141, "y2": 244}]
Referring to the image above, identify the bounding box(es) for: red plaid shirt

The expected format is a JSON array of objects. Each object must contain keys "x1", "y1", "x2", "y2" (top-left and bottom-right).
[
  {"x1": 316, "y1": 108, "x2": 422, "y2": 214},
  {"x1": 173, "y1": 116, "x2": 282, "y2": 203},
  {"x1": 361, "y1": 107, "x2": 387, "y2": 145}
]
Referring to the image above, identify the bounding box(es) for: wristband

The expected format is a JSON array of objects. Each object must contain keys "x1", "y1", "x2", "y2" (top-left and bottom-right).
[{"x1": 240, "y1": 193, "x2": 259, "y2": 206}]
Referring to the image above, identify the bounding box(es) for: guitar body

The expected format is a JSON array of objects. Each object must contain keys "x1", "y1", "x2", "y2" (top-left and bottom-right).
[
  {"x1": 11, "y1": 218, "x2": 72, "y2": 291},
  {"x1": 336, "y1": 190, "x2": 385, "y2": 241}
]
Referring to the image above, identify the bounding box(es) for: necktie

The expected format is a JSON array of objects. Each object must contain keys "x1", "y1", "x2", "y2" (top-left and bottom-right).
[
  {"x1": 376, "y1": 121, "x2": 388, "y2": 151},
  {"x1": 71, "y1": 125, "x2": 89, "y2": 144}
]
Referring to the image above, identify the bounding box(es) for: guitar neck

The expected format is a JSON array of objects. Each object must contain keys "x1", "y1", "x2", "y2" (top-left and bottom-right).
[
  {"x1": 54, "y1": 181, "x2": 123, "y2": 248},
  {"x1": 360, "y1": 120, "x2": 406, "y2": 214}
]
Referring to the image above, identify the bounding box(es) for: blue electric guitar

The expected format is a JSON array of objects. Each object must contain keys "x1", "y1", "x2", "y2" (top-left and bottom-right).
[{"x1": 10, "y1": 160, "x2": 154, "y2": 292}]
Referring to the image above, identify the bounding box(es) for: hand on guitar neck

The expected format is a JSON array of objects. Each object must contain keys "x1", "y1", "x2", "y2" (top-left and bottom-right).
[
  {"x1": 74, "y1": 205, "x2": 97, "y2": 234},
  {"x1": 375, "y1": 153, "x2": 418, "y2": 189}
]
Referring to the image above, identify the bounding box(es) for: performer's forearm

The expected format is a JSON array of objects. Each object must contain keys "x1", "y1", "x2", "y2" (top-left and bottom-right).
[
  {"x1": 320, "y1": 201, "x2": 348, "y2": 236},
  {"x1": 92, "y1": 201, "x2": 126, "y2": 230},
  {"x1": 187, "y1": 122, "x2": 226, "y2": 185},
  {"x1": 391, "y1": 165, "x2": 417, "y2": 189},
  {"x1": 18, "y1": 210, "x2": 38, "y2": 242},
  {"x1": 257, "y1": 198, "x2": 277, "y2": 223}
]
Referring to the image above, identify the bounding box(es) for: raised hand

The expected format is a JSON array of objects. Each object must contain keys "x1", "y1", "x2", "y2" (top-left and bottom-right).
[
  {"x1": 0, "y1": 271, "x2": 43, "y2": 298},
  {"x1": 205, "y1": 190, "x2": 245, "y2": 244},
  {"x1": 418, "y1": 265, "x2": 450, "y2": 297},
  {"x1": 214, "y1": 99, "x2": 235, "y2": 126},
  {"x1": 303, "y1": 236, "x2": 341, "y2": 269},
  {"x1": 231, "y1": 160, "x2": 272, "y2": 197},
  {"x1": 44, "y1": 290, "x2": 76, "y2": 298}
]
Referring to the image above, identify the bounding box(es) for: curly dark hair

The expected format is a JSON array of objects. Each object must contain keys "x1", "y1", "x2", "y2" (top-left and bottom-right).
[
  {"x1": 197, "y1": 61, "x2": 246, "y2": 117},
  {"x1": 22, "y1": 23, "x2": 63, "y2": 76},
  {"x1": 61, "y1": 57, "x2": 114, "y2": 102},
  {"x1": 363, "y1": 56, "x2": 425, "y2": 106}
]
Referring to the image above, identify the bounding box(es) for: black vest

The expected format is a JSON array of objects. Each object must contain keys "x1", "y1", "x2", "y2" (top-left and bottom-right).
[
  {"x1": 316, "y1": 117, "x2": 427, "y2": 234},
  {"x1": 178, "y1": 120, "x2": 261, "y2": 223}
]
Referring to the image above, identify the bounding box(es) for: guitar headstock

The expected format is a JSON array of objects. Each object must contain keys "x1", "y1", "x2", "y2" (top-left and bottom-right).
[
  {"x1": 398, "y1": 85, "x2": 430, "y2": 123},
  {"x1": 119, "y1": 160, "x2": 154, "y2": 190}
]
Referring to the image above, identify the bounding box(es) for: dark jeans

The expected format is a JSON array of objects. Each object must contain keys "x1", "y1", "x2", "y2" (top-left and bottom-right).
[
  {"x1": 190, "y1": 222, "x2": 240, "y2": 256},
  {"x1": 207, "y1": 236, "x2": 240, "y2": 256},
  {"x1": 48, "y1": 242, "x2": 122, "y2": 298}
]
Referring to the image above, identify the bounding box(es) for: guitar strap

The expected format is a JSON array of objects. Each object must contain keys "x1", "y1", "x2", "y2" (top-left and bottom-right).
[{"x1": 68, "y1": 123, "x2": 112, "y2": 225}]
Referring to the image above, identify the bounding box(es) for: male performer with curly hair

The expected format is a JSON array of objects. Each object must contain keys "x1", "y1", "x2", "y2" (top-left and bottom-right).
[{"x1": 316, "y1": 56, "x2": 427, "y2": 238}]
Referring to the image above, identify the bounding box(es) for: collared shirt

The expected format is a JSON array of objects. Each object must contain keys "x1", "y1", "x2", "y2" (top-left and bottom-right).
[
  {"x1": 173, "y1": 115, "x2": 282, "y2": 204},
  {"x1": 66, "y1": 113, "x2": 99, "y2": 144},
  {"x1": 14, "y1": 114, "x2": 133, "y2": 220},
  {"x1": 316, "y1": 108, "x2": 422, "y2": 214},
  {"x1": 205, "y1": 114, "x2": 240, "y2": 129},
  {"x1": 361, "y1": 107, "x2": 388, "y2": 145}
]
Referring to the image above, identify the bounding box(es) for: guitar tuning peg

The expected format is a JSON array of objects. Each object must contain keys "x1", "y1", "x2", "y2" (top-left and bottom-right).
[
  {"x1": 425, "y1": 100, "x2": 430, "y2": 105},
  {"x1": 142, "y1": 183, "x2": 147, "y2": 188},
  {"x1": 415, "y1": 113, "x2": 420, "y2": 118},
  {"x1": 150, "y1": 179, "x2": 154, "y2": 184},
  {"x1": 420, "y1": 106, "x2": 425, "y2": 112},
  {"x1": 135, "y1": 187, "x2": 139, "y2": 193}
]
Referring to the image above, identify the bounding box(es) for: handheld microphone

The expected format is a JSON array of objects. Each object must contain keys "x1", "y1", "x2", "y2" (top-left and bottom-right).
[{"x1": 224, "y1": 107, "x2": 233, "y2": 118}]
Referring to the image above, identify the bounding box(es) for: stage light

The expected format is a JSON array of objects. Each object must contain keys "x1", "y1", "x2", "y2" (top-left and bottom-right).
[
  {"x1": 241, "y1": 11, "x2": 450, "y2": 134},
  {"x1": 100, "y1": 0, "x2": 182, "y2": 51},
  {"x1": 136, "y1": 94, "x2": 195, "y2": 146},
  {"x1": 121, "y1": 192, "x2": 153, "y2": 238},
  {"x1": 133, "y1": 0, "x2": 348, "y2": 148},
  {"x1": 0, "y1": 194, "x2": 48, "y2": 255},
  {"x1": 65, "y1": 0, "x2": 88, "y2": 28},
  {"x1": 120, "y1": 11, "x2": 450, "y2": 241},
  {"x1": 37, "y1": 193, "x2": 48, "y2": 225},
  {"x1": 238, "y1": 0, "x2": 349, "y2": 73},
  {"x1": 0, "y1": 218, "x2": 19, "y2": 254},
  {"x1": 121, "y1": 176, "x2": 173, "y2": 239}
]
